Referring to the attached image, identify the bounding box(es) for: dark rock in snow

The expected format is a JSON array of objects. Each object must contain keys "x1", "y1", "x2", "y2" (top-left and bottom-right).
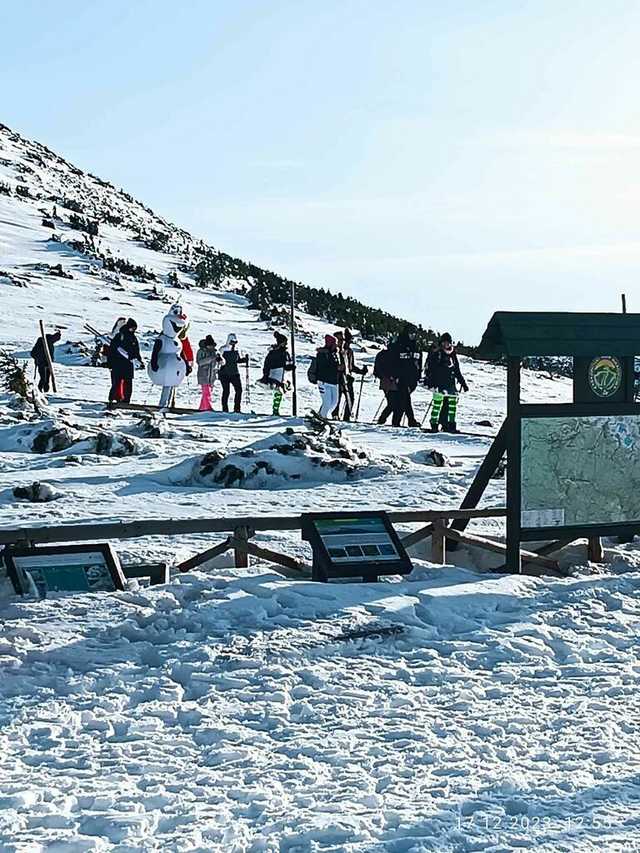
[{"x1": 13, "y1": 481, "x2": 61, "y2": 502}]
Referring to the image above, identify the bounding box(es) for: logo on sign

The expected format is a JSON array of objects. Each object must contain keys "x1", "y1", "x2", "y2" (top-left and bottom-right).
[{"x1": 588, "y1": 356, "x2": 623, "y2": 398}]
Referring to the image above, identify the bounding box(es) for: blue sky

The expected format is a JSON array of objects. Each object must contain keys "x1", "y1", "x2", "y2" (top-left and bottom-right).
[{"x1": 2, "y1": 0, "x2": 640, "y2": 342}]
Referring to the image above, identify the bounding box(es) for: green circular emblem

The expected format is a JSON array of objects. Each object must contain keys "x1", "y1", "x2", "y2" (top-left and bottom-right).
[{"x1": 588, "y1": 356, "x2": 623, "y2": 398}]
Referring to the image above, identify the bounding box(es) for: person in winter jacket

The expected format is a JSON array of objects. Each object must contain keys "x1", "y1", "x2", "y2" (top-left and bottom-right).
[
  {"x1": 219, "y1": 333, "x2": 249, "y2": 413},
  {"x1": 389, "y1": 326, "x2": 421, "y2": 427},
  {"x1": 429, "y1": 332, "x2": 469, "y2": 433},
  {"x1": 31, "y1": 329, "x2": 61, "y2": 393},
  {"x1": 108, "y1": 318, "x2": 143, "y2": 405},
  {"x1": 373, "y1": 343, "x2": 397, "y2": 425},
  {"x1": 261, "y1": 331, "x2": 293, "y2": 415},
  {"x1": 316, "y1": 334, "x2": 341, "y2": 418},
  {"x1": 423, "y1": 341, "x2": 439, "y2": 389},
  {"x1": 338, "y1": 328, "x2": 368, "y2": 421},
  {"x1": 196, "y1": 335, "x2": 220, "y2": 411}
]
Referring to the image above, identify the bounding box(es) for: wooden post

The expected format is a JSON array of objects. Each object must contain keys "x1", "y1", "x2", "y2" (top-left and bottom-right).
[
  {"x1": 587, "y1": 536, "x2": 604, "y2": 563},
  {"x1": 290, "y1": 282, "x2": 298, "y2": 416},
  {"x1": 38, "y1": 320, "x2": 57, "y2": 393},
  {"x1": 431, "y1": 519, "x2": 446, "y2": 564},
  {"x1": 233, "y1": 525, "x2": 250, "y2": 569},
  {"x1": 622, "y1": 293, "x2": 627, "y2": 314},
  {"x1": 505, "y1": 357, "x2": 522, "y2": 574}
]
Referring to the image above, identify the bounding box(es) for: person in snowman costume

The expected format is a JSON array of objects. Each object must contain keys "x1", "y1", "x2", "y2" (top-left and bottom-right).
[{"x1": 148, "y1": 304, "x2": 192, "y2": 408}]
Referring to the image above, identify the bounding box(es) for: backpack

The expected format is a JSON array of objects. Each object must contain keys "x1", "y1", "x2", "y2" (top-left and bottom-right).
[{"x1": 307, "y1": 356, "x2": 318, "y2": 384}]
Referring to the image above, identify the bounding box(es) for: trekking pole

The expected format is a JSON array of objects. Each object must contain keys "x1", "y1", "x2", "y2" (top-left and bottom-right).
[
  {"x1": 420, "y1": 401, "x2": 433, "y2": 427},
  {"x1": 372, "y1": 398, "x2": 383, "y2": 424},
  {"x1": 245, "y1": 360, "x2": 251, "y2": 405},
  {"x1": 354, "y1": 373, "x2": 365, "y2": 421}
]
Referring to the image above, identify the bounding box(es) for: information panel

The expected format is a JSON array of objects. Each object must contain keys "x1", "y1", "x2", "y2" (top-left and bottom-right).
[
  {"x1": 6, "y1": 544, "x2": 126, "y2": 598},
  {"x1": 301, "y1": 511, "x2": 413, "y2": 582},
  {"x1": 521, "y1": 414, "x2": 640, "y2": 529}
]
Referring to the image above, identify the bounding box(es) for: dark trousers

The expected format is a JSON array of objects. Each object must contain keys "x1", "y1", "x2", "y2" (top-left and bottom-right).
[
  {"x1": 36, "y1": 363, "x2": 51, "y2": 393},
  {"x1": 378, "y1": 391, "x2": 395, "y2": 424},
  {"x1": 221, "y1": 374, "x2": 242, "y2": 412},
  {"x1": 109, "y1": 368, "x2": 133, "y2": 403},
  {"x1": 392, "y1": 384, "x2": 417, "y2": 427},
  {"x1": 333, "y1": 375, "x2": 356, "y2": 420}
]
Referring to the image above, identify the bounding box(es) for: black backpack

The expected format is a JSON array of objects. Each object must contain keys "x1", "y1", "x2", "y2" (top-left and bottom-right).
[{"x1": 307, "y1": 356, "x2": 318, "y2": 384}]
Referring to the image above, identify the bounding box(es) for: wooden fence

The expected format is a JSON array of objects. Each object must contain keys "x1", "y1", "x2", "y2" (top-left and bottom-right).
[{"x1": 0, "y1": 506, "x2": 570, "y2": 578}]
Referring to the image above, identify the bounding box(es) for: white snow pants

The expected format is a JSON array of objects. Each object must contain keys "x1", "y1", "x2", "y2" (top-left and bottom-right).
[{"x1": 318, "y1": 382, "x2": 339, "y2": 419}]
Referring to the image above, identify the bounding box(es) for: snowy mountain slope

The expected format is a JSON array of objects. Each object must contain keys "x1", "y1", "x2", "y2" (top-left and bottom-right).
[{"x1": 1, "y1": 125, "x2": 639, "y2": 852}]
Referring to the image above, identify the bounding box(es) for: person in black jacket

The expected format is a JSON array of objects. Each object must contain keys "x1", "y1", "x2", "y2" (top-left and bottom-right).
[
  {"x1": 315, "y1": 334, "x2": 341, "y2": 418},
  {"x1": 423, "y1": 342, "x2": 439, "y2": 389},
  {"x1": 31, "y1": 329, "x2": 61, "y2": 393},
  {"x1": 219, "y1": 333, "x2": 249, "y2": 413},
  {"x1": 339, "y1": 328, "x2": 368, "y2": 421},
  {"x1": 373, "y1": 343, "x2": 397, "y2": 425},
  {"x1": 389, "y1": 327, "x2": 421, "y2": 427},
  {"x1": 261, "y1": 331, "x2": 293, "y2": 415},
  {"x1": 429, "y1": 332, "x2": 469, "y2": 433},
  {"x1": 108, "y1": 318, "x2": 143, "y2": 405}
]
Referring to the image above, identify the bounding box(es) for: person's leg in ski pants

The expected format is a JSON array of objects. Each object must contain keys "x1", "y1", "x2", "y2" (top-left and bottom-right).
[
  {"x1": 37, "y1": 363, "x2": 51, "y2": 393},
  {"x1": 318, "y1": 382, "x2": 339, "y2": 419},
  {"x1": 199, "y1": 384, "x2": 212, "y2": 411},
  {"x1": 229, "y1": 375, "x2": 243, "y2": 412},
  {"x1": 392, "y1": 384, "x2": 411, "y2": 426},
  {"x1": 378, "y1": 391, "x2": 395, "y2": 424},
  {"x1": 159, "y1": 386, "x2": 173, "y2": 408},
  {"x1": 272, "y1": 385, "x2": 283, "y2": 415}
]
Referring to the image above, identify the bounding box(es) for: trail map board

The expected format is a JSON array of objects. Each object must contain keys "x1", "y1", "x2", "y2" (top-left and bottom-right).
[{"x1": 474, "y1": 311, "x2": 640, "y2": 572}]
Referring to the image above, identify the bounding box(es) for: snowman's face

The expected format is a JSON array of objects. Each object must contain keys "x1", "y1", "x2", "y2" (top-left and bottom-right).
[{"x1": 162, "y1": 312, "x2": 187, "y2": 338}]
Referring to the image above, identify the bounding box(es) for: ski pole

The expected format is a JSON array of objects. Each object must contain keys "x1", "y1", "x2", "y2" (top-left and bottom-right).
[
  {"x1": 372, "y1": 398, "x2": 383, "y2": 424},
  {"x1": 354, "y1": 373, "x2": 365, "y2": 421},
  {"x1": 420, "y1": 401, "x2": 433, "y2": 427},
  {"x1": 245, "y1": 359, "x2": 251, "y2": 405}
]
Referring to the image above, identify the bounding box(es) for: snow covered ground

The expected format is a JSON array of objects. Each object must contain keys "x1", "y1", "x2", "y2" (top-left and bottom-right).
[{"x1": 1, "y1": 124, "x2": 640, "y2": 851}]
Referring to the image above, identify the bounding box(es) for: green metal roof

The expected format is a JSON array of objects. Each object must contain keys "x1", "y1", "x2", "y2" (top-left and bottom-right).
[{"x1": 478, "y1": 311, "x2": 640, "y2": 358}]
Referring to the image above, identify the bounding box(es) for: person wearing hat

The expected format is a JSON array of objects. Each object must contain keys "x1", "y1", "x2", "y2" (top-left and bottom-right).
[
  {"x1": 429, "y1": 332, "x2": 468, "y2": 433},
  {"x1": 107, "y1": 318, "x2": 143, "y2": 405},
  {"x1": 196, "y1": 334, "x2": 221, "y2": 411},
  {"x1": 315, "y1": 334, "x2": 341, "y2": 418},
  {"x1": 219, "y1": 333, "x2": 249, "y2": 413},
  {"x1": 261, "y1": 331, "x2": 294, "y2": 415}
]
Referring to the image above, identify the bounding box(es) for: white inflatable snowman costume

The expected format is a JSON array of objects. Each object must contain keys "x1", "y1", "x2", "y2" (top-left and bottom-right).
[{"x1": 148, "y1": 304, "x2": 189, "y2": 408}]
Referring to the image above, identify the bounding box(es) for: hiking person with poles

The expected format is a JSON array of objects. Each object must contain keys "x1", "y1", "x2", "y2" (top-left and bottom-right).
[
  {"x1": 219, "y1": 333, "x2": 249, "y2": 413},
  {"x1": 261, "y1": 331, "x2": 293, "y2": 415},
  {"x1": 341, "y1": 328, "x2": 367, "y2": 421},
  {"x1": 428, "y1": 333, "x2": 469, "y2": 433}
]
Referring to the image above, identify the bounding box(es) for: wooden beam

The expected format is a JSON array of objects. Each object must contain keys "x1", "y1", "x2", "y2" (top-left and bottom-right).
[
  {"x1": 445, "y1": 528, "x2": 559, "y2": 571},
  {"x1": 177, "y1": 537, "x2": 234, "y2": 572},
  {"x1": 242, "y1": 541, "x2": 310, "y2": 577},
  {"x1": 39, "y1": 319, "x2": 57, "y2": 393},
  {"x1": 233, "y1": 526, "x2": 250, "y2": 569},
  {"x1": 0, "y1": 508, "x2": 508, "y2": 546},
  {"x1": 494, "y1": 538, "x2": 575, "y2": 572},
  {"x1": 449, "y1": 420, "x2": 508, "y2": 543},
  {"x1": 587, "y1": 536, "x2": 604, "y2": 563},
  {"x1": 431, "y1": 519, "x2": 447, "y2": 565},
  {"x1": 401, "y1": 523, "x2": 434, "y2": 549}
]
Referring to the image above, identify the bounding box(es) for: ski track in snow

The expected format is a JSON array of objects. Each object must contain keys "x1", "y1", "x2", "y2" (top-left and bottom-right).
[{"x1": 1, "y1": 124, "x2": 640, "y2": 851}]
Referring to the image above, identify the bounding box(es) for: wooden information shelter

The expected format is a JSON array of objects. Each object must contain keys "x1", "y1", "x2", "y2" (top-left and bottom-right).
[{"x1": 461, "y1": 311, "x2": 640, "y2": 573}]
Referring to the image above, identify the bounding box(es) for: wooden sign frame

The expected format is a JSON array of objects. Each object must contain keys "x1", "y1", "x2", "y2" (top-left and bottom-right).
[{"x1": 5, "y1": 542, "x2": 125, "y2": 597}]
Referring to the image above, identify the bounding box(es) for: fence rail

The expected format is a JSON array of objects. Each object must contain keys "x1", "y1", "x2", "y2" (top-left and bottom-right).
[{"x1": 0, "y1": 506, "x2": 571, "y2": 578}]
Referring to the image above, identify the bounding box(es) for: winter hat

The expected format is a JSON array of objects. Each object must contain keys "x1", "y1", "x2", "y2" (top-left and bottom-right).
[
  {"x1": 52, "y1": 329, "x2": 62, "y2": 341},
  {"x1": 226, "y1": 333, "x2": 238, "y2": 344},
  {"x1": 125, "y1": 318, "x2": 137, "y2": 331},
  {"x1": 274, "y1": 331, "x2": 287, "y2": 345},
  {"x1": 324, "y1": 334, "x2": 337, "y2": 349},
  {"x1": 205, "y1": 334, "x2": 216, "y2": 347},
  {"x1": 440, "y1": 332, "x2": 452, "y2": 344}
]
